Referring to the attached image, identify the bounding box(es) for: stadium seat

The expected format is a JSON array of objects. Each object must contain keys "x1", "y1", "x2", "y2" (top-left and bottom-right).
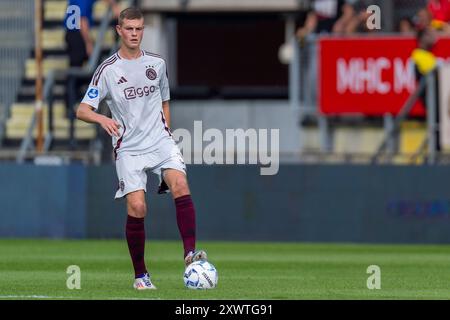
[
  {"x1": 2, "y1": 0, "x2": 126, "y2": 147},
  {"x1": 6, "y1": 102, "x2": 96, "y2": 140},
  {"x1": 45, "y1": 0, "x2": 110, "y2": 21},
  {"x1": 333, "y1": 127, "x2": 384, "y2": 155},
  {"x1": 399, "y1": 121, "x2": 427, "y2": 155},
  {"x1": 25, "y1": 57, "x2": 69, "y2": 79},
  {"x1": 42, "y1": 29, "x2": 115, "y2": 50},
  {"x1": 301, "y1": 127, "x2": 321, "y2": 152}
]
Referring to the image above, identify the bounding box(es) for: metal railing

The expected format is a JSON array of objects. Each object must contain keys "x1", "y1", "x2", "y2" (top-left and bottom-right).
[
  {"x1": 290, "y1": 34, "x2": 442, "y2": 164},
  {"x1": 16, "y1": 5, "x2": 115, "y2": 163},
  {"x1": 289, "y1": 34, "x2": 331, "y2": 153},
  {"x1": 370, "y1": 70, "x2": 440, "y2": 165},
  {"x1": 0, "y1": 0, "x2": 34, "y2": 147},
  {"x1": 370, "y1": 76, "x2": 428, "y2": 164}
]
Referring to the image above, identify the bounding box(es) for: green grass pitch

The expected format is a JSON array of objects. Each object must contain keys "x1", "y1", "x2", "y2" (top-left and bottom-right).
[{"x1": 0, "y1": 239, "x2": 450, "y2": 300}]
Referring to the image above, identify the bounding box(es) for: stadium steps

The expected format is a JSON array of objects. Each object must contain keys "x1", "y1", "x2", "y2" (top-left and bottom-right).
[
  {"x1": 41, "y1": 28, "x2": 116, "y2": 50},
  {"x1": 5, "y1": 102, "x2": 96, "y2": 140},
  {"x1": 45, "y1": 0, "x2": 111, "y2": 22},
  {"x1": 17, "y1": 80, "x2": 67, "y2": 103},
  {"x1": 3, "y1": 0, "x2": 124, "y2": 147},
  {"x1": 25, "y1": 57, "x2": 69, "y2": 80}
]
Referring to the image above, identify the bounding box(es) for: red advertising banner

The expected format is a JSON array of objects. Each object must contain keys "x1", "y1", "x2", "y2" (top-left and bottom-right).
[{"x1": 319, "y1": 36, "x2": 450, "y2": 116}]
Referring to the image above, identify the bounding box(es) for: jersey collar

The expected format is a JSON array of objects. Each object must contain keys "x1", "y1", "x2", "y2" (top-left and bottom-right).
[{"x1": 116, "y1": 49, "x2": 144, "y2": 60}]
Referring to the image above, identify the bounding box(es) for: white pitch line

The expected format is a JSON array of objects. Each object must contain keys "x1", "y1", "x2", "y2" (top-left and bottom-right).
[
  {"x1": 0, "y1": 295, "x2": 67, "y2": 299},
  {"x1": 0, "y1": 295, "x2": 161, "y2": 300},
  {"x1": 107, "y1": 297, "x2": 162, "y2": 300}
]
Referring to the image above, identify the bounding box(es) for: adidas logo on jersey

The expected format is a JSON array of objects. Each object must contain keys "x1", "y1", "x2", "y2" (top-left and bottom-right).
[{"x1": 117, "y1": 77, "x2": 128, "y2": 84}]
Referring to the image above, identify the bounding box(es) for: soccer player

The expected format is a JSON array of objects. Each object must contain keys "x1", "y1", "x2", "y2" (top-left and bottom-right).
[{"x1": 76, "y1": 7, "x2": 207, "y2": 290}]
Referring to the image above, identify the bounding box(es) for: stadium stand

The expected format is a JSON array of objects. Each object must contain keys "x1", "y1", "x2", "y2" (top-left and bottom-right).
[
  {"x1": 2, "y1": 0, "x2": 124, "y2": 154},
  {"x1": 0, "y1": 0, "x2": 448, "y2": 164},
  {"x1": 0, "y1": 0, "x2": 34, "y2": 147}
]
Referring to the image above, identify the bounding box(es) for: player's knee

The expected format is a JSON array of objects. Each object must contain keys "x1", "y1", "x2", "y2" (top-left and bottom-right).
[
  {"x1": 171, "y1": 177, "x2": 190, "y2": 198},
  {"x1": 128, "y1": 200, "x2": 147, "y2": 218}
]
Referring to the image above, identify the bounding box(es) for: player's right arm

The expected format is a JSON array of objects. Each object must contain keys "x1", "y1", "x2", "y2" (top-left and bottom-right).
[
  {"x1": 76, "y1": 103, "x2": 120, "y2": 137},
  {"x1": 76, "y1": 62, "x2": 121, "y2": 137}
]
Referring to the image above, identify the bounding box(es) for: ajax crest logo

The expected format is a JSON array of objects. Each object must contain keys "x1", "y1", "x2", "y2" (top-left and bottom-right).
[
  {"x1": 87, "y1": 87, "x2": 99, "y2": 99},
  {"x1": 146, "y1": 68, "x2": 157, "y2": 80}
]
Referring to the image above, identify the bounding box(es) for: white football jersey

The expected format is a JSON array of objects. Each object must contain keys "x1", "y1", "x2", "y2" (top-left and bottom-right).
[{"x1": 81, "y1": 50, "x2": 173, "y2": 159}]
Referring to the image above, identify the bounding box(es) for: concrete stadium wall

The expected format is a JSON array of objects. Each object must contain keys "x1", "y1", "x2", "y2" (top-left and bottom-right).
[
  {"x1": 170, "y1": 100, "x2": 302, "y2": 160},
  {"x1": 2, "y1": 164, "x2": 450, "y2": 243},
  {"x1": 0, "y1": 164, "x2": 86, "y2": 238}
]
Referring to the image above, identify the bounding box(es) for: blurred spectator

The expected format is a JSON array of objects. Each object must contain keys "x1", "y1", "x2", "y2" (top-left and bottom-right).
[
  {"x1": 411, "y1": 28, "x2": 440, "y2": 149},
  {"x1": 296, "y1": 0, "x2": 352, "y2": 40},
  {"x1": 398, "y1": 16, "x2": 415, "y2": 33},
  {"x1": 401, "y1": 1, "x2": 450, "y2": 34},
  {"x1": 427, "y1": 0, "x2": 450, "y2": 32},
  {"x1": 296, "y1": 0, "x2": 381, "y2": 40},
  {"x1": 414, "y1": 7, "x2": 434, "y2": 30},
  {"x1": 64, "y1": 0, "x2": 120, "y2": 68},
  {"x1": 63, "y1": 0, "x2": 120, "y2": 117},
  {"x1": 411, "y1": 27, "x2": 438, "y2": 77},
  {"x1": 428, "y1": 0, "x2": 450, "y2": 27},
  {"x1": 342, "y1": 0, "x2": 380, "y2": 33}
]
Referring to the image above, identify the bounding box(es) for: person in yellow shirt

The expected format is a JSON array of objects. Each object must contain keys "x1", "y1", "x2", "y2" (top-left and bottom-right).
[
  {"x1": 411, "y1": 28, "x2": 438, "y2": 76},
  {"x1": 410, "y1": 27, "x2": 441, "y2": 151}
]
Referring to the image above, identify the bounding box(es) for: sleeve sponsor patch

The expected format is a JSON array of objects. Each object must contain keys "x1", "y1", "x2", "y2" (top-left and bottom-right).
[{"x1": 87, "y1": 87, "x2": 99, "y2": 99}]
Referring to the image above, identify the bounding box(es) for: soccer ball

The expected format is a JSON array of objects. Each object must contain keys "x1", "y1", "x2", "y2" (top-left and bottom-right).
[{"x1": 183, "y1": 260, "x2": 218, "y2": 289}]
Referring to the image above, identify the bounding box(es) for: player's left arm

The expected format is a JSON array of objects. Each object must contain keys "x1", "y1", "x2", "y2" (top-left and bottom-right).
[{"x1": 162, "y1": 101, "x2": 171, "y2": 128}]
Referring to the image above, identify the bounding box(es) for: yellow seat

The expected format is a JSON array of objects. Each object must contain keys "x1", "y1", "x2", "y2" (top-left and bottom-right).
[
  {"x1": 42, "y1": 29, "x2": 116, "y2": 49},
  {"x1": 301, "y1": 127, "x2": 321, "y2": 152},
  {"x1": 26, "y1": 58, "x2": 69, "y2": 79},
  {"x1": 333, "y1": 127, "x2": 384, "y2": 154},
  {"x1": 399, "y1": 121, "x2": 426, "y2": 155},
  {"x1": 10, "y1": 103, "x2": 66, "y2": 118},
  {"x1": 6, "y1": 102, "x2": 96, "y2": 140},
  {"x1": 45, "y1": 0, "x2": 119, "y2": 21}
]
